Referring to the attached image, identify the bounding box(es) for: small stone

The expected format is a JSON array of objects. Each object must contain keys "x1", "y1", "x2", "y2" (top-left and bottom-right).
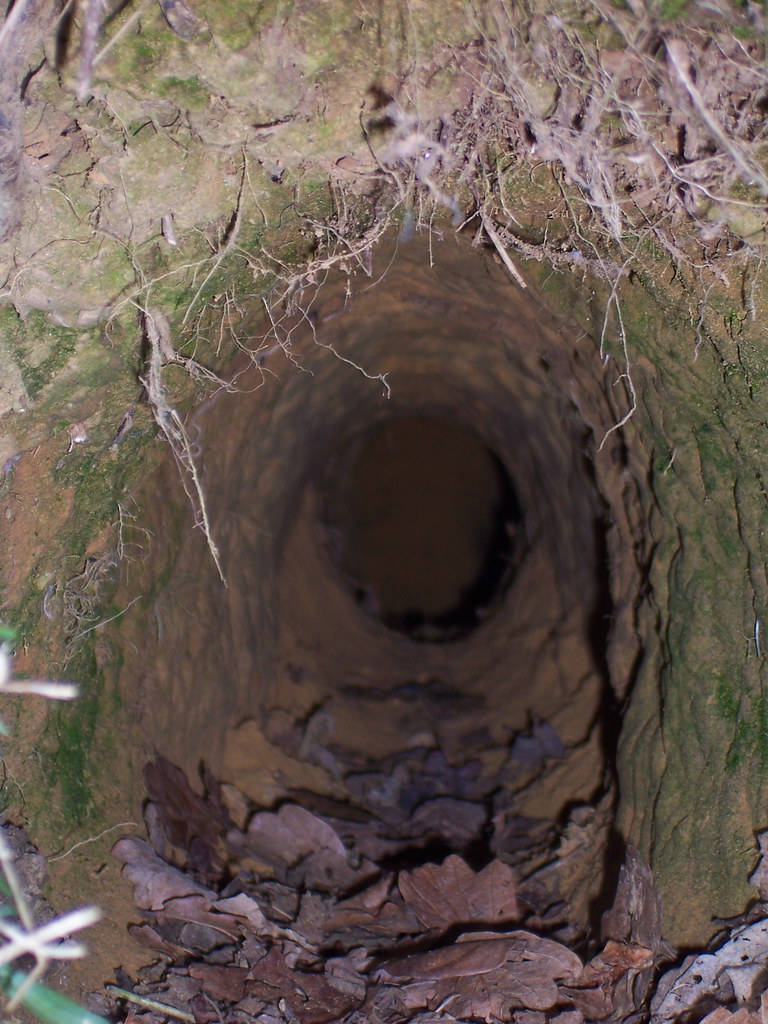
[{"x1": 66, "y1": 421, "x2": 89, "y2": 453}]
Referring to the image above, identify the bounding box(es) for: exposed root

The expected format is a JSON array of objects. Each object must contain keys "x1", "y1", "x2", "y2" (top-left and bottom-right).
[{"x1": 138, "y1": 307, "x2": 227, "y2": 587}]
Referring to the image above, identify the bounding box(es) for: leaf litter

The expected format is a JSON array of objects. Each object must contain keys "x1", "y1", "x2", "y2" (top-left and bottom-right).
[{"x1": 101, "y1": 748, "x2": 768, "y2": 1024}]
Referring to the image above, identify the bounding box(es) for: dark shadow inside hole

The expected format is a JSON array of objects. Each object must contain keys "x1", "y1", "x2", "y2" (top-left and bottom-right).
[{"x1": 327, "y1": 416, "x2": 524, "y2": 642}]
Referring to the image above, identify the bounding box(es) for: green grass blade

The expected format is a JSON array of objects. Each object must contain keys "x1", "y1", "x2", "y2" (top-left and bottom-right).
[{"x1": 0, "y1": 966, "x2": 110, "y2": 1024}]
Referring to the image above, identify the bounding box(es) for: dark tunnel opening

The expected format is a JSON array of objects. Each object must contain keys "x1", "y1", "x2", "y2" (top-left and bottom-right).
[
  {"x1": 111, "y1": 232, "x2": 640, "y2": 956},
  {"x1": 322, "y1": 416, "x2": 525, "y2": 643}
]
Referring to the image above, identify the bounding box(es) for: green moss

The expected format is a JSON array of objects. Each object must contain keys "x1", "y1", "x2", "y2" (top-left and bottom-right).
[
  {"x1": 42, "y1": 644, "x2": 101, "y2": 824},
  {"x1": 716, "y1": 677, "x2": 741, "y2": 722},
  {"x1": 131, "y1": 35, "x2": 163, "y2": 73},
  {"x1": 206, "y1": 0, "x2": 275, "y2": 50},
  {"x1": 655, "y1": 0, "x2": 690, "y2": 17},
  {"x1": 723, "y1": 694, "x2": 768, "y2": 772},
  {"x1": 726, "y1": 721, "x2": 749, "y2": 771},
  {"x1": 5, "y1": 312, "x2": 79, "y2": 400},
  {"x1": 756, "y1": 689, "x2": 768, "y2": 766},
  {"x1": 694, "y1": 421, "x2": 734, "y2": 494},
  {"x1": 156, "y1": 75, "x2": 209, "y2": 108}
]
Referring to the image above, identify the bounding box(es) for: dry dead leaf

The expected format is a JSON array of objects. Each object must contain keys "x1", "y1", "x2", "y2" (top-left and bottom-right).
[
  {"x1": 126, "y1": 922, "x2": 187, "y2": 958},
  {"x1": 144, "y1": 757, "x2": 230, "y2": 876},
  {"x1": 651, "y1": 918, "x2": 768, "y2": 1022},
  {"x1": 702, "y1": 1007, "x2": 764, "y2": 1024},
  {"x1": 575, "y1": 938, "x2": 654, "y2": 998},
  {"x1": 549, "y1": 1010, "x2": 584, "y2": 1024},
  {"x1": 243, "y1": 803, "x2": 346, "y2": 865},
  {"x1": 379, "y1": 931, "x2": 515, "y2": 981},
  {"x1": 323, "y1": 949, "x2": 370, "y2": 1001},
  {"x1": 749, "y1": 831, "x2": 768, "y2": 901},
  {"x1": 398, "y1": 854, "x2": 520, "y2": 932},
  {"x1": 602, "y1": 846, "x2": 663, "y2": 950},
  {"x1": 246, "y1": 947, "x2": 363, "y2": 1024},
  {"x1": 113, "y1": 836, "x2": 215, "y2": 910},
  {"x1": 231, "y1": 804, "x2": 376, "y2": 892},
  {"x1": 558, "y1": 983, "x2": 613, "y2": 1021},
  {"x1": 188, "y1": 963, "x2": 249, "y2": 1002},
  {"x1": 214, "y1": 893, "x2": 284, "y2": 939},
  {"x1": 113, "y1": 836, "x2": 249, "y2": 942},
  {"x1": 408, "y1": 797, "x2": 488, "y2": 847},
  {"x1": 112, "y1": 766, "x2": 675, "y2": 1024},
  {"x1": 378, "y1": 931, "x2": 583, "y2": 1021},
  {"x1": 321, "y1": 873, "x2": 422, "y2": 946},
  {"x1": 155, "y1": 894, "x2": 242, "y2": 940}
]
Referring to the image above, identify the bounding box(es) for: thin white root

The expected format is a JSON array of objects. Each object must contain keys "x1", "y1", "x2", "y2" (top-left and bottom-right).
[
  {"x1": 481, "y1": 213, "x2": 528, "y2": 290},
  {"x1": 140, "y1": 307, "x2": 228, "y2": 587}
]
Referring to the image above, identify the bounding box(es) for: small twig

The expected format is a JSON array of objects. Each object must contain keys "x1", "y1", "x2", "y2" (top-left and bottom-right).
[
  {"x1": 105, "y1": 985, "x2": 196, "y2": 1022},
  {"x1": 0, "y1": 832, "x2": 33, "y2": 932},
  {"x1": 665, "y1": 37, "x2": 768, "y2": 196},
  {"x1": 93, "y1": 0, "x2": 155, "y2": 66},
  {"x1": 77, "y1": 0, "x2": 107, "y2": 103},
  {"x1": 480, "y1": 213, "x2": 527, "y2": 289},
  {"x1": 0, "y1": 0, "x2": 33, "y2": 52}
]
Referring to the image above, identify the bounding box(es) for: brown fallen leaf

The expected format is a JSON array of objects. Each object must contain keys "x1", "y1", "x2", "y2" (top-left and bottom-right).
[
  {"x1": 126, "y1": 923, "x2": 186, "y2": 958},
  {"x1": 230, "y1": 804, "x2": 376, "y2": 893},
  {"x1": 322, "y1": 873, "x2": 422, "y2": 946},
  {"x1": 123, "y1": 1010, "x2": 161, "y2": 1024},
  {"x1": 590, "y1": 939, "x2": 654, "y2": 976},
  {"x1": 324, "y1": 949, "x2": 370, "y2": 1002},
  {"x1": 438, "y1": 967, "x2": 554, "y2": 1020},
  {"x1": 558, "y1": 983, "x2": 613, "y2": 1021},
  {"x1": 398, "y1": 854, "x2": 520, "y2": 933},
  {"x1": 602, "y1": 846, "x2": 663, "y2": 950},
  {"x1": 381, "y1": 929, "x2": 582, "y2": 982},
  {"x1": 144, "y1": 758, "x2": 230, "y2": 878},
  {"x1": 378, "y1": 929, "x2": 583, "y2": 1019},
  {"x1": 113, "y1": 837, "x2": 214, "y2": 910},
  {"x1": 114, "y1": 837, "x2": 249, "y2": 943},
  {"x1": 246, "y1": 947, "x2": 363, "y2": 1024},
  {"x1": 238, "y1": 804, "x2": 346, "y2": 868},
  {"x1": 512, "y1": 1013, "x2": 550, "y2": 1024},
  {"x1": 213, "y1": 893, "x2": 285, "y2": 941},
  {"x1": 549, "y1": 1011, "x2": 584, "y2": 1024},
  {"x1": 408, "y1": 797, "x2": 488, "y2": 847},
  {"x1": 699, "y1": 1008, "x2": 760, "y2": 1024},
  {"x1": 188, "y1": 963, "x2": 248, "y2": 1003},
  {"x1": 561, "y1": 940, "x2": 653, "y2": 1019},
  {"x1": 155, "y1": 895, "x2": 243, "y2": 940},
  {"x1": 189, "y1": 993, "x2": 219, "y2": 1024}
]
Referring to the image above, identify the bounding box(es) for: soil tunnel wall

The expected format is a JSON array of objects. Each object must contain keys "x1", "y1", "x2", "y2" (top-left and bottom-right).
[
  {"x1": 111, "y1": 231, "x2": 631, "y2": 909},
  {"x1": 1, "y1": 0, "x2": 768, "y2": 989},
  {"x1": 104, "y1": 229, "x2": 768, "y2": 949}
]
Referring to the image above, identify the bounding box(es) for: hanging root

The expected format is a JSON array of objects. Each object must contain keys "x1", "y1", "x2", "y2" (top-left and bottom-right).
[{"x1": 139, "y1": 307, "x2": 227, "y2": 587}]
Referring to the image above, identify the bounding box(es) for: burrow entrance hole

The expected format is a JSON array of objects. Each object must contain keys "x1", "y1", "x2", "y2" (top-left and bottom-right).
[
  {"x1": 113, "y1": 231, "x2": 630, "y2": 926},
  {"x1": 321, "y1": 416, "x2": 524, "y2": 643}
]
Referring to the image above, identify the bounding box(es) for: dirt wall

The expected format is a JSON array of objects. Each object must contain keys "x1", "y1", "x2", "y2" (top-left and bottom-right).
[{"x1": 0, "y1": 0, "x2": 767, "y2": 964}]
